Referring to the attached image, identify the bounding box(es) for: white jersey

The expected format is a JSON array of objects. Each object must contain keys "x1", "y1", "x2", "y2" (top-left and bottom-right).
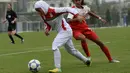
[
  {"x1": 34, "y1": 1, "x2": 89, "y2": 69},
  {"x1": 46, "y1": 15, "x2": 72, "y2": 32},
  {"x1": 34, "y1": 1, "x2": 78, "y2": 32},
  {"x1": 67, "y1": 5, "x2": 91, "y2": 19}
]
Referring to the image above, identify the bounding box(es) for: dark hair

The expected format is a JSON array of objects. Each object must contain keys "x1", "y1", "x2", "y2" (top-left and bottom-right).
[
  {"x1": 72, "y1": 0, "x2": 85, "y2": 5},
  {"x1": 81, "y1": 0, "x2": 84, "y2": 5},
  {"x1": 35, "y1": 8, "x2": 41, "y2": 12},
  {"x1": 8, "y1": 3, "x2": 12, "y2": 6},
  {"x1": 7, "y1": 3, "x2": 12, "y2": 10}
]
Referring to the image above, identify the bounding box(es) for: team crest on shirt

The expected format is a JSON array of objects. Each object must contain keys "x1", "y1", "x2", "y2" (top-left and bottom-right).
[{"x1": 8, "y1": 15, "x2": 11, "y2": 18}]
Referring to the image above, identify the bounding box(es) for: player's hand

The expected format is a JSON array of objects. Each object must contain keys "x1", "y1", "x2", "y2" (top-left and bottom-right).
[
  {"x1": 11, "y1": 21, "x2": 15, "y2": 24},
  {"x1": 77, "y1": 15, "x2": 85, "y2": 23},
  {"x1": 45, "y1": 29, "x2": 50, "y2": 36},
  {"x1": 2, "y1": 20, "x2": 6, "y2": 24},
  {"x1": 100, "y1": 18, "x2": 107, "y2": 24}
]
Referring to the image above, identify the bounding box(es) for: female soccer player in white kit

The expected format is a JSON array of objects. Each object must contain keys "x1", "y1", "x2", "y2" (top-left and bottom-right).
[{"x1": 34, "y1": 0, "x2": 90, "y2": 73}]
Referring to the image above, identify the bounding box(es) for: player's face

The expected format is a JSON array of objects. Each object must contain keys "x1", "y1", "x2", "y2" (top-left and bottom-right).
[
  {"x1": 7, "y1": 4, "x2": 12, "y2": 10},
  {"x1": 73, "y1": 0, "x2": 82, "y2": 6},
  {"x1": 35, "y1": 8, "x2": 45, "y2": 18}
]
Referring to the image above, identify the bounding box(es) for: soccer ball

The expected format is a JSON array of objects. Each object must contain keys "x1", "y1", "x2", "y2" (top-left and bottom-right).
[{"x1": 28, "y1": 59, "x2": 41, "y2": 73}]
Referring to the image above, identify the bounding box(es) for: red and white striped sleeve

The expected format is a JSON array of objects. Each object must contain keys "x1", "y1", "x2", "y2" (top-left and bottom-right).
[
  {"x1": 44, "y1": 21, "x2": 51, "y2": 31},
  {"x1": 67, "y1": 6, "x2": 76, "y2": 19}
]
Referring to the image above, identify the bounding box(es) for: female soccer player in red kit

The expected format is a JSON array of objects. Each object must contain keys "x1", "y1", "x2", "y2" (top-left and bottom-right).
[{"x1": 67, "y1": 0, "x2": 120, "y2": 63}]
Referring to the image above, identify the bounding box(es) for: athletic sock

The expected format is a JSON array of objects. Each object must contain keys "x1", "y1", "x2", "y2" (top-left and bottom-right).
[
  {"x1": 8, "y1": 35, "x2": 15, "y2": 43},
  {"x1": 81, "y1": 41, "x2": 91, "y2": 57},
  {"x1": 101, "y1": 46, "x2": 112, "y2": 61},
  {"x1": 14, "y1": 33, "x2": 23, "y2": 40},
  {"x1": 54, "y1": 49, "x2": 61, "y2": 69}
]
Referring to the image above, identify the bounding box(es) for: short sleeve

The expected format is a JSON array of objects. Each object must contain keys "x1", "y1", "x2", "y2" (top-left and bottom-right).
[
  {"x1": 12, "y1": 11, "x2": 17, "y2": 18},
  {"x1": 83, "y1": 5, "x2": 91, "y2": 12},
  {"x1": 67, "y1": 13, "x2": 74, "y2": 19}
]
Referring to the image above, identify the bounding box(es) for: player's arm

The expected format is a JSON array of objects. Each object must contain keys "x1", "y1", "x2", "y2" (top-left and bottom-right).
[
  {"x1": 67, "y1": 13, "x2": 85, "y2": 23},
  {"x1": 12, "y1": 11, "x2": 17, "y2": 23},
  {"x1": 11, "y1": 11, "x2": 17, "y2": 24},
  {"x1": 44, "y1": 21, "x2": 51, "y2": 36},
  {"x1": 12, "y1": 18, "x2": 17, "y2": 24},
  {"x1": 54, "y1": 7, "x2": 79, "y2": 17},
  {"x1": 2, "y1": 19, "x2": 7, "y2": 24},
  {"x1": 88, "y1": 11, "x2": 106, "y2": 23},
  {"x1": 2, "y1": 12, "x2": 7, "y2": 24},
  {"x1": 35, "y1": 8, "x2": 51, "y2": 36}
]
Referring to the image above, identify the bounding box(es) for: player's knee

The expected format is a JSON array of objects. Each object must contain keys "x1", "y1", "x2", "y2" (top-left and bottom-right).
[
  {"x1": 77, "y1": 36, "x2": 86, "y2": 41},
  {"x1": 73, "y1": 50, "x2": 78, "y2": 54},
  {"x1": 81, "y1": 38, "x2": 86, "y2": 42},
  {"x1": 12, "y1": 31, "x2": 16, "y2": 35},
  {"x1": 8, "y1": 32, "x2": 11, "y2": 35},
  {"x1": 52, "y1": 47, "x2": 58, "y2": 51},
  {"x1": 100, "y1": 42, "x2": 105, "y2": 46},
  {"x1": 52, "y1": 48, "x2": 59, "y2": 52},
  {"x1": 69, "y1": 49, "x2": 78, "y2": 55},
  {"x1": 52, "y1": 45, "x2": 60, "y2": 51},
  {"x1": 95, "y1": 40, "x2": 104, "y2": 46},
  {"x1": 80, "y1": 37, "x2": 86, "y2": 42}
]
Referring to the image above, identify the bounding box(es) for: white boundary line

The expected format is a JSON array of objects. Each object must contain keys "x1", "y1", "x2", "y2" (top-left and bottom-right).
[
  {"x1": 0, "y1": 42, "x2": 111, "y2": 57},
  {"x1": 0, "y1": 47, "x2": 50, "y2": 57}
]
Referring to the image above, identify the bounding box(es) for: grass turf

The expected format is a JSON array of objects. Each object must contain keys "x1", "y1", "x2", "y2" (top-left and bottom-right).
[{"x1": 0, "y1": 27, "x2": 130, "y2": 73}]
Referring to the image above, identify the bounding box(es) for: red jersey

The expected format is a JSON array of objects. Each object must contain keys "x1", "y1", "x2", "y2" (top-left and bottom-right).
[{"x1": 67, "y1": 5, "x2": 91, "y2": 30}]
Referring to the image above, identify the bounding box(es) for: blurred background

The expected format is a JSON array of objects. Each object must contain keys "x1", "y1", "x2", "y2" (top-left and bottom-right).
[{"x1": 0, "y1": 0, "x2": 130, "y2": 33}]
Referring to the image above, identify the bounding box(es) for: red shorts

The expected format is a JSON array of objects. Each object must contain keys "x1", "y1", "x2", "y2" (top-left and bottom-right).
[{"x1": 73, "y1": 28, "x2": 99, "y2": 41}]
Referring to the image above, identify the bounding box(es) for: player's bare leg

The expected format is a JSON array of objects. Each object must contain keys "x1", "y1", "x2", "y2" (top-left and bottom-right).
[
  {"x1": 91, "y1": 39, "x2": 120, "y2": 63},
  {"x1": 76, "y1": 34, "x2": 91, "y2": 58}
]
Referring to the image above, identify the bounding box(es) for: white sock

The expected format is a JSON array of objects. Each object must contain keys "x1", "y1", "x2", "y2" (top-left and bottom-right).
[
  {"x1": 68, "y1": 49, "x2": 88, "y2": 62},
  {"x1": 53, "y1": 49, "x2": 61, "y2": 69}
]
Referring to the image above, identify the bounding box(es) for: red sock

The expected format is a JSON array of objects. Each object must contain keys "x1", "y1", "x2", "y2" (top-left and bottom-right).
[
  {"x1": 81, "y1": 41, "x2": 91, "y2": 57},
  {"x1": 100, "y1": 46, "x2": 112, "y2": 61}
]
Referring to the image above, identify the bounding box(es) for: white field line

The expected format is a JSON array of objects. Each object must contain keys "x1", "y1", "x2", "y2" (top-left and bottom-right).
[{"x1": 0, "y1": 42, "x2": 110, "y2": 57}]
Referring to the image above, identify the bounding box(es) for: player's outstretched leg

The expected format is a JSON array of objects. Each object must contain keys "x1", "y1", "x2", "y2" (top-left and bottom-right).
[
  {"x1": 75, "y1": 33, "x2": 91, "y2": 58},
  {"x1": 14, "y1": 33, "x2": 24, "y2": 43},
  {"x1": 81, "y1": 40, "x2": 91, "y2": 61},
  {"x1": 64, "y1": 39, "x2": 92, "y2": 66},
  {"x1": 75, "y1": 34, "x2": 92, "y2": 65},
  {"x1": 92, "y1": 39, "x2": 120, "y2": 63},
  {"x1": 74, "y1": 33, "x2": 91, "y2": 62}
]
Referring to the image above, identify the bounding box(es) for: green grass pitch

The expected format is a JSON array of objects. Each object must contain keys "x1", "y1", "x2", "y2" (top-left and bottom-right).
[{"x1": 0, "y1": 27, "x2": 130, "y2": 73}]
